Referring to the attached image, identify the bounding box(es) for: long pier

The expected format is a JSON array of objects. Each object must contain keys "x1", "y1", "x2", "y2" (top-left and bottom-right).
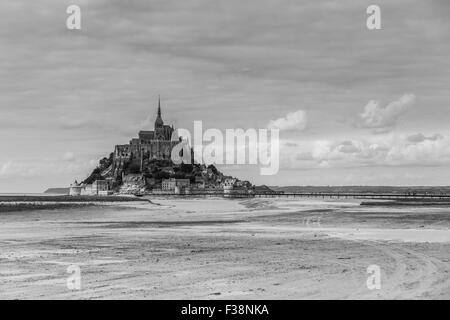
[
  {"x1": 147, "y1": 192, "x2": 450, "y2": 200},
  {"x1": 253, "y1": 193, "x2": 450, "y2": 200}
]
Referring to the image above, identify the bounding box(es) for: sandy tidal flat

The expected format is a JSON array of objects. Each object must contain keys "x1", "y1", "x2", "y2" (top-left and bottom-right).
[{"x1": 0, "y1": 197, "x2": 449, "y2": 299}]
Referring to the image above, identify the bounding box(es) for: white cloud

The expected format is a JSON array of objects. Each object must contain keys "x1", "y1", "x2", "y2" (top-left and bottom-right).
[
  {"x1": 337, "y1": 140, "x2": 360, "y2": 154},
  {"x1": 295, "y1": 152, "x2": 314, "y2": 160},
  {"x1": 385, "y1": 135, "x2": 448, "y2": 166},
  {"x1": 357, "y1": 94, "x2": 415, "y2": 133},
  {"x1": 282, "y1": 132, "x2": 450, "y2": 169},
  {"x1": 62, "y1": 151, "x2": 75, "y2": 162},
  {"x1": 58, "y1": 115, "x2": 99, "y2": 130},
  {"x1": 284, "y1": 141, "x2": 299, "y2": 147},
  {"x1": 268, "y1": 110, "x2": 307, "y2": 131},
  {"x1": 0, "y1": 158, "x2": 97, "y2": 178},
  {"x1": 406, "y1": 133, "x2": 443, "y2": 143},
  {"x1": 0, "y1": 161, "x2": 39, "y2": 177}
]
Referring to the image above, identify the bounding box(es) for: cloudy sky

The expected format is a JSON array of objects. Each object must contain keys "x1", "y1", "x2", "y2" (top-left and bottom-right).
[{"x1": 1, "y1": 0, "x2": 450, "y2": 192}]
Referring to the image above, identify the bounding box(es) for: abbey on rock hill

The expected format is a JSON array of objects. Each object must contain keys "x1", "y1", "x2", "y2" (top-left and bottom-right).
[
  {"x1": 113, "y1": 97, "x2": 180, "y2": 176},
  {"x1": 69, "y1": 97, "x2": 257, "y2": 196}
]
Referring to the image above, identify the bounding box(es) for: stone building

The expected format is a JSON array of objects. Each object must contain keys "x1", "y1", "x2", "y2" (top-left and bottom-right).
[
  {"x1": 69, "y1": 180, "x2": 83, "y2": 196},
  {"x1": 70, "y1": 179, "x2": 112, "y2": 196},
  {"x1": 162, "y1": 178, "x2": 176, "y2": 191},
  {"x1": 114, "y1": 98, "x2": 179, "y2": 174},
  {"x1": 162, "y1": 178, "x2": 191, "y2": 191},
  {"x1": 92, "y1": 180, "x2": 110, "y2": 195}
]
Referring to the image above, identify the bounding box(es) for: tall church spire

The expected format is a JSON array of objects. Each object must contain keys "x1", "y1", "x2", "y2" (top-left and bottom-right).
[
  {"x1": 155, "y1": 95, "x2": 164, "y2": 128},
  {"x1": 158, "y1": 95, "x2": 161, "y2": 118}
]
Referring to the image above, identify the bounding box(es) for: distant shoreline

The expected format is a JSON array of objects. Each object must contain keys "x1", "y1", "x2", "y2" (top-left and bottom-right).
[
  {"x1": 0, "y1": 195, "x2": 145, "y2": 203},
  {"x1": 0, "y1": 195, "x2": 149, "y2": 213}
]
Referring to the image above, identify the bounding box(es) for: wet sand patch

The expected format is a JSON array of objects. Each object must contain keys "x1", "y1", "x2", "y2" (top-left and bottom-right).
[{"x1": 71, "y1": 219, "x2": 247, "y2": 228}]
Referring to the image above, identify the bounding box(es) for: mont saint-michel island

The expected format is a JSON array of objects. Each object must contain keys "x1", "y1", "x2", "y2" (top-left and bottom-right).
[{"x1": 68, "y1": 98, "x2": 265, "y2": 197}]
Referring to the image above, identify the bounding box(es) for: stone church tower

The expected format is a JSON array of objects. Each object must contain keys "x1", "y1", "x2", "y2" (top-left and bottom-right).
[{"x1": 113, "y1": 97, "x2": 179, "y2": 171}]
